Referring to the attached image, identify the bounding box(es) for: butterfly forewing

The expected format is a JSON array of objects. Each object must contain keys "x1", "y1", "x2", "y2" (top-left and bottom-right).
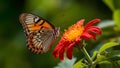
[
  {"x1": 19, "y1": 13, "x2": 35, "y2": 36},
  {"x1": 19, "y1": 13, "x2": 52, "y2": 36}
]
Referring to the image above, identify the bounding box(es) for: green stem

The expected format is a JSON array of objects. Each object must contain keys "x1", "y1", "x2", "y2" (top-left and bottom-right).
[
  {"x1": 81, "y1": 47, "x2": 93, "y2": 65},
  {"x1": 76, "y1": 41, "x2": 95, "y2": 68}
]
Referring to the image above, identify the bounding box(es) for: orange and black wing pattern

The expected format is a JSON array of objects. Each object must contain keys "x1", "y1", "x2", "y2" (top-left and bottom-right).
[
  {"x1": 19, "y1": 13, "x2": 54, "y2": 36},
  {"x1": 19, "y1": 13, "x2": 60, "y2": 54}
]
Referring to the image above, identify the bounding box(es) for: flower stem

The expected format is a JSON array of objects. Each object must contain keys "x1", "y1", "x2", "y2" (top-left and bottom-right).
[
  {"x1": 76, "y1": 41, "x2": 95, "y2": 67},
  {"x1": 81, "y1": 47, "x2": 93, "y2": 66}
]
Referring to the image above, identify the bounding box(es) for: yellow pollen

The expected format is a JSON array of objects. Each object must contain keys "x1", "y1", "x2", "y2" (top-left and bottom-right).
[{"x1": 64, "y1": 25, "x2": 84, "y2": 42}]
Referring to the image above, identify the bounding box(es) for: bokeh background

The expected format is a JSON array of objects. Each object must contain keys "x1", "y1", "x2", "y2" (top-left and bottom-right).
[{"x1": 0, "y1": 0, "x2": 118, "y2": 68}]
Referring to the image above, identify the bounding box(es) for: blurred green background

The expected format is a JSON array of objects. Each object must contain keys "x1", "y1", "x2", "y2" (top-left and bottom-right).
[{"x1": 0, "y1": 0, "x2": 114, "y2": 68}]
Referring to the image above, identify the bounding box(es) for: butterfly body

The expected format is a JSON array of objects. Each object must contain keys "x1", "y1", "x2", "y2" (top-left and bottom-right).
[{"x1": 19, "y1": 13, "x2": 60, "y2": 54}]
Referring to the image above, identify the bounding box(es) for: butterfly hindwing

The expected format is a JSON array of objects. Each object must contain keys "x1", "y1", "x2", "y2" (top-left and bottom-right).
[{"x1": 27, "y1": 29, "x2": 55, "y2": 54}]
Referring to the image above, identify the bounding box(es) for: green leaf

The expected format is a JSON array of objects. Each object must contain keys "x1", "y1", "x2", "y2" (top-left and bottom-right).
[
  {"x1": 113, "y1": 0, "x2": 120, "y2": 9},
  {"x1": 103, "y1": 0, "x2": 115, "y2": 11},
  {"x1": 97, "y1": 60, "x2": 113, "y2": 68},
  {"x1": 107, "y1": 50, "x2": 120, "y2": 61},
  {"x1": 96, "y1": 50, "x2": 120, "y2": 67},
  {"x1": 98, "y1": 50, "x2": 120, "y2": 68},
  {"x1": 103, "y1": 0, "x2": 120, "y2": 11},
  {"x1": 117, "y1": 60, "x2": 120, "y2": 66},
  {"x1": 91, "y1": 51, "x2": 98, "y2": 61},
  {"x1": 73, "y1": 59, "x2": 86, "y2": 68},
  {"x1": 99, "y1": 42, "x2": 118, "y2": 53},
  {"x1": 113, "y1": 9, "x2": 120, "y2": 29},
  {"x1": 97, "y1": 60, "x2": 120, "y2": 68},
  {"x1": 96, "y1": 54, "x2": 107, "y2": 63}
]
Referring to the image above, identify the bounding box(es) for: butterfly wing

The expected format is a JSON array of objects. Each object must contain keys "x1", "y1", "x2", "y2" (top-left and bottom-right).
[
  {"x1": 19, "y1": 13, "x2": 54, "y2": 36},
  {"x1": 27, "y1": 28, "x2": 58, "y2": 54},
  {"x1": 19, "y1": 13, "x2": 60, "y2": 53}
]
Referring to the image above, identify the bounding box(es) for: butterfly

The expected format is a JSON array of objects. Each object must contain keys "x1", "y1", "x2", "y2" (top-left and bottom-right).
[{"x1": 19, "y1": 13, "x2": 60, "y2": 54}]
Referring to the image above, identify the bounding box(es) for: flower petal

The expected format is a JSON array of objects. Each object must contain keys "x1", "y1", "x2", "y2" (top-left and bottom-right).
[
  {"x1": 81, "y1": 32, "x2": 96, "y2": 40},
  {"x1": 76, "y1": 19, "x2": 85, "y2": 26},
  {"x1": 59, "y1": 42, "x2": 70, "y2": 61},
  {"x1": 75, "y1": 36, "x2": 81, "y2": 43},
  {"x1": 87, "y1": 26, "x2": 102, "y2": 34},
  {"x1": 84, "y1": 19, "x2": 101, "y2": 29},
  {"x1": 66, "y1": 42, "x2": 75, "y2": 59},
  {"x1": 53, "y1": 39, "x2": 66, "y2": 58},
  {"x1": 59, "y1": 46, "x2": 66, "y2": 61},
  {"x1": 53, "y1": 45, "x2": 62, "y2": 58}
]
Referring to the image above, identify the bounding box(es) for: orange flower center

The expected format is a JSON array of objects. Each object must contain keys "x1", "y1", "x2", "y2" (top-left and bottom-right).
[{"x1": 63, "y1": 24, "x2": 84, "y2": 42}]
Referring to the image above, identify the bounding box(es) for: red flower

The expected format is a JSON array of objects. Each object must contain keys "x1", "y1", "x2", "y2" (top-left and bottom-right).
[{"x1": 53, "y1": 19, "x2": 102, "y2": 61}]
